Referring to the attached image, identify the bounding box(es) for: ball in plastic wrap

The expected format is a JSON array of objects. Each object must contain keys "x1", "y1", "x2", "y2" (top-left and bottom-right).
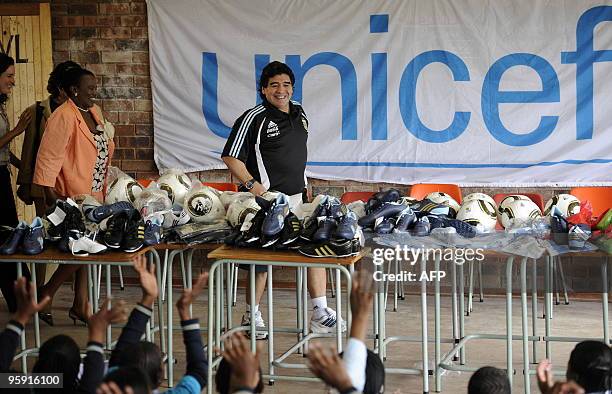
[
  {"x1": 499, "y1": 199, "x2": 542, "y2": 229},
  {"x1": 105, "y1": 176, "x2": 143, "y2": 204},
  {"x1": 184, "y1": 185, "x2": 226, "y2": 223},
  {"x1": 425, "y1": 192, "x2": 461, "y2": 213},
  {"x1": 457, "y1": 199, "x2": 498, "y2": 232},
  {"x1": 226, "y1": 198, "x2": 261, "y2": 228},
  {"x1": 498, "y1": 195, "x2": 532, "y2": 217},
  {"x1": 463, "y1": 193, "x2": 497, "y2": 209},
  {"x1": 543, "y1": 194, "x2": 580, "y2": 217},
  {"x1": 158, "y1": 172, "x2": 192, "y2": 206}
]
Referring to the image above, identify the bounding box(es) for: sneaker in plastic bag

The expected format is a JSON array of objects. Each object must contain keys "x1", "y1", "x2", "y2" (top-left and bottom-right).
[
  {"x1": 144, "y1": 215, "x2": 163, "y2": 246},
  {"x1": 162, "y1": 206, "x2": 190, "y2": 229},
  {"x1": 310, "y1": 306, "x2": 347, "y2": 334},
  {"x1": 412, "y1": 217, "x2": 431, "y2": 237},
  {"x1": 568, "y1": 224, "x2": 591, "y2": 249},
  {"x1": 358, "y1": 202, "x2": 407, "y2": 228},
  {"x1": 241, "y1": 310, "x2": 268, "y2": 339},
  {"x1": 87, "y1": 200, "x2": 133, "y2": 223}
]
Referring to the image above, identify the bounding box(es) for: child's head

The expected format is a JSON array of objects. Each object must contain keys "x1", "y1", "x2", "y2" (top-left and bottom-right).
[
  {"x1": 104, "y1": 366, "x2": 152, "y2": 394},
  {"x1": 118, "y1": 342, "x2": 164, "y2": 389},
  {"x1": 567, "y1": 340, "x2": 612, "y2": 392},
  {"x1": 33, "y1": 335, "x2": 81, "y2": 393},
  {"x1": 215, "y1": 357, "x2": 264, "y2": 394},
  {"x1": 363, "y1": 349, "x2": 385, "y2": 394},
  {"x1": 468, "y1": 366, "x2": 511, "y2": 394}
]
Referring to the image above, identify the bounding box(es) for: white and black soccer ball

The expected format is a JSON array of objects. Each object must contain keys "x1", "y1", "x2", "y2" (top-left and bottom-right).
[
  {"x1": 463, "y1": 193, "x2": 497, "y2": 209},
  {"x1": 226, "y1": 198, "x2": 260, "y2": 228},
  {"x1": 544, "y1": 194, "x2": 580, "y2": 217},
  {"x1": 499, "y1": 199, "x2": 542, "y2": 229},
  {"x1": 184, "y1": 185, "x2": 226, "y2": 223},
  {"x1": 158, "y1": 172, "x2": 192, "y2": 206},
  {"x1": 425, "y1": 192, "x2": 461, "y2": 213},
  {"x1": 498, "y1": 195, "x2": 533, "y2": 217},
  {"x1": 105, "y1": 176, "x2": 143, "y2": 204},
  {"x1": 457, "y1": 199, "x2": 498, "y2": 232}
]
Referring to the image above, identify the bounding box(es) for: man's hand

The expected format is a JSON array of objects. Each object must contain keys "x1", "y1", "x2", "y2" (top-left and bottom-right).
[
  {"x1": 307, "y1": 343, "x2": 354, "y2": 392},
  {"x1": 350, "y1": 271, "x2": 374, "y2": 341},
  {"x1": 13, "y1": 277, "x2": 51, "y2": 326},
  {"x1": 536, "y1": 359, "x2": 554, "y2": 394},
  {"x1": 250, "y1": 182, "x2": 266, "y2": 197},
  {"x1": 133, "y1": 255, "x2": 158, "y2": 307},
  {"x1": 88, "y1": 299, "x2": 128, "y2": 344},
  {"x1": 176, "y1": 272, "x2": 208, "y2": 321},
  {"x1": 219, "y1": 332, "x2": 260, "y2": 390}
]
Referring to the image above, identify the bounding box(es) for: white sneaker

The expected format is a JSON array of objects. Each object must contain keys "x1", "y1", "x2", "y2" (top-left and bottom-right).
[
  {"x1": 241, "y1": 310, "x2": 268, "y2": 340},
  {"x1": 162, "y1": 207, "x2": 191, "y2": 229},
  {"x1": 70, "y1": 236, "x2": 107, "y2": 256},
  {"x1": 310, "y1": 306, "x2": 347, "y2": 334}
]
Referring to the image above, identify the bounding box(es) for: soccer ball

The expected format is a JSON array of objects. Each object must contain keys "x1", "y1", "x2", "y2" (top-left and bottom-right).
[
  {"x1": 498, "y1": 195, "x2": 532, "y2": 217},
  {"x1": 226, "y1": 198, "x2": 261, "y2": 228},
  {"x1": 463, "y1": 193, "x2": 497, "y2": 209},
  {"x1": 105, "y1": 176, "x2": 143, "y2": 205},
  {"x1": 425, "y1": 192, "x2": 461, "y2": 213},
  {"x1": 158, "y1": 172, "x2": 192, "y2": 206},
  {"x1": 457, "y1": 199, "x2": 498, "y2": 232},
  {"x1": 544, "y1": 194, "x2": 580, "y2": 217},
  {"x1": 499, "y1": 199, "x2": 542, "y2": 228},
  {"x1": 184, "y1": 184, "x2": 226, "y2": 223}
]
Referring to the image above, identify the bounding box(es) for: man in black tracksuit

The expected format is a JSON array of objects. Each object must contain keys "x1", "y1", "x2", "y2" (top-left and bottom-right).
[{"x1": 221, "y1": 61, "x2": 344, "y2": 337}]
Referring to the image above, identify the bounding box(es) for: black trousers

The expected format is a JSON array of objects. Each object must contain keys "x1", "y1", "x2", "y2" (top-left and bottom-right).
[{"x1": 0, "y1": 165, "x2": 31, "y2": 313}]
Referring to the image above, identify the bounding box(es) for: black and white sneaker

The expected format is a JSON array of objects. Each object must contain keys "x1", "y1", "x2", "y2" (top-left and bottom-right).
[
  {"x1": 310, "y1": 306, "x2": 347, "y2": 334},
  {"x1": 104, "y1": 212, "x2": 129, "y2": 249},
  {"x1": 279, "y1": 212, "x2": 301, "y2": 245},
  {"x1": 241, "y1": 311, "x2": 268, "y2": 340},
  {"x1": 298, "y1": 239, "x2": 360, "y2": 258}
]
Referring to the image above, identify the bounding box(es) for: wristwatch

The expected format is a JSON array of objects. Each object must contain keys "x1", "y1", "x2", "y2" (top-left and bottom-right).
[{"x1": 243, "y1": 178, "x2": 256, "y2": 190}]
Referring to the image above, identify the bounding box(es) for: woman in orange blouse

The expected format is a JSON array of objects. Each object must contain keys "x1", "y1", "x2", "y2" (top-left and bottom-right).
[{"x1": 34, "y1": 67, "x2": 115, "y2": 324}]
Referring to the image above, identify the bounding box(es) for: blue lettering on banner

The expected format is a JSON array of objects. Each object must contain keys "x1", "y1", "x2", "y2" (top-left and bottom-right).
[
  {"x1": 398, "y1": 50, "x2": 470, "y2": 143},
  {"x1": 482, "y1": 53, "x2": 559, "y2": 146},
  {"x1": 561, "y1": 5, "x2": 612, "y2": 140},
  {"x1": 201, "y1": 6, "x2": 611, "y2": 158}
]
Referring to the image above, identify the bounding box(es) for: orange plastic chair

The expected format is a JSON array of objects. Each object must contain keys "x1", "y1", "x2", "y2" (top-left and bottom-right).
[
  {"x1": 137, "y1": 178, "x2": 154, "y2": 188},
  {"x1": 340, "y1": 191, "x2": 375, "y2": 204},
  {"x1": 203, "y1": 182, "x2": 239, "y2": 192},
  {"x1": 409, "y1": 183, "x2": 462, "y2": 203},
  {"x1": 569, "y1": 187, "x2": 612, "y2": 221}
]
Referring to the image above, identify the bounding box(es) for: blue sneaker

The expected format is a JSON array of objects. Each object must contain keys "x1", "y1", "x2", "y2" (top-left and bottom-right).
[
  {"x1": 412, "y1": 217, "x2": 431, "y2": 237},
  {"x1": 22, "y1": 217, "x2": 45, "y2": 255},
  {"x1": 262, "y1": 193, "x2": 289, "y2": 238},
  {"x1": 0, "y1": 221, "x2": 28, "y2": 255},
  {"x1": 374, "y1": 217, "x2": 395, "y2": 234},
  {"x1": 366, "y1": 189, "x2": 402, "y2": 213},
  {"x1": 301, "y1": 196, "x2": 329, "y2": 241},
  {"x1": 334, "y1": 212, "x2": 358, "y2": 240},
  {"x1": 144, "y1": 215, "x2": 163, "y2": 246},
  {"x1": 87, "y1": 201, "x2": 134, "y2": 223},
  {"x1": 313, "y1": 217, "x2": 337, "y2": 242}
]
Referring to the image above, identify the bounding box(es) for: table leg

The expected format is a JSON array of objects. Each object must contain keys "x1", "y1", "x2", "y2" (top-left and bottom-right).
[
  {"x1": 451, "y1": 262, "x2": 458, "y2": 361},
  {"x1": 31, "y1": 264, "x2": 40, "y2": 348},
  {"x1": 17, "y1": 263, "x2": 27, "y2": 372},
  {"x1": 602, "y1": 259, "x2": 609, "y2": 345},
  {"x1": 336, "y1": 267, "x2": 342, "y2": 352},
  {"x1": 207, "y1": 262, "x2": 217, "y2": 394},
  {"x1": 421, "y1": 255, "x2": 429, "y2": 393},
  {"x1": 267, "y1": 264, "x2": 275, "y2": 383},
  {"x1": 296, "y1": 267, "x2": 303, "y2": 354},
  {"x1": 106, "y1": 264, "x2": 112, "y2": 348},
  {"x1": 458, "y1": 263, "x2": 466, "y2": 364},
  {"x1": 545, "y1": 256, "x2": 552, "y2": 360},
  {"x1": 506, "y1": 256, "x2": 514, "y2": 389},
  {"x1": 435, "y1": 255, "x2": 441, "y2": 392},
  {"x1": 468, "y1": 261, "x2": 474, "y2": 315},
  {"x1": 250, "y1": 264, "x2": 256, "y2": 353},
  {"x1": 531, "y1": 258, "x2": 538, "y2": 364},
  {"x1": 521, "y1": 257, "x2": 530, "y2": 394}
]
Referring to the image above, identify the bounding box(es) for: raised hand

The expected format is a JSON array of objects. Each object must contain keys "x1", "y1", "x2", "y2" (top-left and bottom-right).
[
  {"x1": 307, "y1": 343, "x2": 353, "y2": 392},
  {"x1": 13, "y1": 277, "x2": 51, "y2": 326},
  {"x1": 176, "y1": 272, "x2": 208, "y2": 321},
  {"x1": 88, "y1": 299, "x2": 128, "y2": 343},
  {"x1": 13, "y1": 109, "x2": 33, "y2": 135},
  {"x1": 96, "y1": 382, "x2": 134, "y2": 394},
  {"x1": 536, "y1": 359, "x2": 554, "y2": 394},
  {"x1": 219, "y1": 332, "x2": 260, "y2": 390},
  {"x1": 132, "y1": 255, "x2": 158, "y2": 307}
]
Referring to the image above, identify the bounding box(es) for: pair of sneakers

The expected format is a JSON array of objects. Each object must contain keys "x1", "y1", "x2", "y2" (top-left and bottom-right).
[
  {"x1": 241, "y1": 306, "x2": 347, "y2": 339},
  {"x1": 104, "y1": 210, "x2": 146, "y2": 252},
  {"x1": 0, "y1": 217, "x2": 45, "y2": 255}
]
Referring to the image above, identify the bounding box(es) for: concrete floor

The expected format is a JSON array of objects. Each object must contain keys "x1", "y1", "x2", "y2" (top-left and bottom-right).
[{"x1": 1, "y1": 279, "x2": 606, "y2": 394}]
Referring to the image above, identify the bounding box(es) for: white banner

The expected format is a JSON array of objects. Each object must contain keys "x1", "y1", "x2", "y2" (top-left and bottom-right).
[{"x1": 148, "y1": 0, "x2": 612, "y2": 185}]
